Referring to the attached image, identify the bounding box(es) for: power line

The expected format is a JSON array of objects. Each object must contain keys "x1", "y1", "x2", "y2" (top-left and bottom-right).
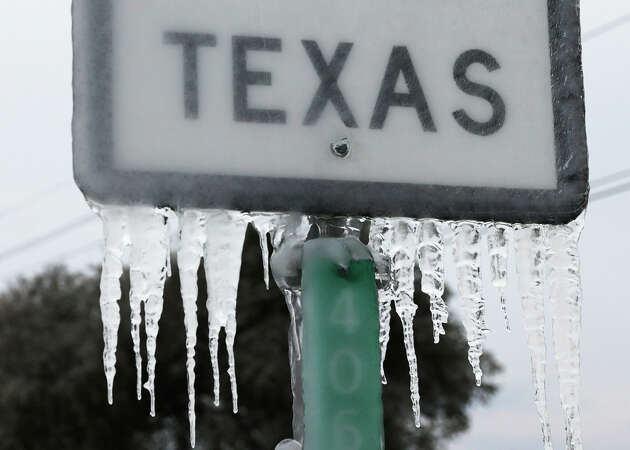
[
  {"x1": 591, "y1": 179, "x2": 630, "y2": 203},
  {"x1": 583, "y1": 13, "x2": 630, "y2": 42},
  {"x1": 0, "y1": 214, "x2": 97, "y2": 262},
  {"x1": 48, "y1": 239, "x2": 103, "y2": 263},
  {"x1": 590, "y1": 168, "x2": 630, "y2": 189}
]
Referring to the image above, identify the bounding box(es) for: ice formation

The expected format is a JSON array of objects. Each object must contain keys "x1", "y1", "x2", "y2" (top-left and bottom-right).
[
  {"x1": 487, "y1": 223, "x2": 511, "y2": 331},
  {"x1": 547, "y1": 217, "x2": 584, "y2": 450},
  {"x1": 177, "y1": 211, "x2": 207, "y2": 447},
  {"x1": 97, "y1": 208, "x2": 128, "y2": 405},
  {"x1": 516, "y1": 225, "x2": 553, "y2": 450},
  {"x1": 368, "y1": 218, "x2": 422, "y2": 428},
  {"x1": 417, "y1": 220, "x2": 448, "y2": 343},
  {"x1": 94, "y1": 205, "x2": 586, "y2": 449},
  {"x1": 453, "y1": 222, "x2": 488, "y2": 387},
  {"x1": 270, "y1": 214, "x2": 311, "y2": 362},
  {"x1": 127, "y1": 208, "x2": 171, "y2": 417},
  {"x1": 251, "y1": 214, "x2": 278, "y2": 290},
  {"x1": 368, "y1": 218, "x2": 395, "y2": 383},
  {"x1": 204, "y1": 210, "x2": 249, "y2": 413}
]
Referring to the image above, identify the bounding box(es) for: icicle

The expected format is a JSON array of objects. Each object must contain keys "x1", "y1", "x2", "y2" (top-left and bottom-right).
[
  {"x1": 251, "y1": 214, "x2": 279, "y2": 290},
  {"x1": 98, "y1": 207, "x2": 128, "y2": 405},
  {"x1": 547, "y1": 215, "x2": 584, "y2": 450},
  {"x1": 417, "y1": 220, "x2": 448, "y2": 344},
  {"x1": 516, "y1": 225, "x2": 553, "y2": 450},
  {"x1": 204, "y1": 210, "x2": 249, "y2": 413},
  {"x1": 127, "y1": 208, "x2": 170, "y2": 416},
  {"x1": 390, "y1": 219, "x2": 421, "y2": 428},
  {"x1": 487, "y1": 223, "x2": 511, "y2": 332},
  {"x1": 368, "y1": 218, "x2": 394, "y2": 384},
  {"x1": 271, "y1": 214, "x2": 311, "y2": 361},
  {"x1": 178, "y1": 211, "x2": 207, "y2": 447},
  {"x1": 453, "y1": 222, "x2": 488, "y2": 387},
  {"x1": 280, "y1": 288, "x2": 301, "y2": 357},
  {"x1": 369, "y1": 218, "x2": 421, "y2": 427}
]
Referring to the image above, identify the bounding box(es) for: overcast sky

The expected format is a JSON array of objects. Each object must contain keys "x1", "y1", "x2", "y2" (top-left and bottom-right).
[{"x1": 1, "y1": 1, "x2": 629, "y2": 449}]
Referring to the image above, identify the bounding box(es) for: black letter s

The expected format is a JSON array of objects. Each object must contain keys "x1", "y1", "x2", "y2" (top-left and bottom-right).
[{"x1": 453, "y1": 50, "x2": 506, "y2": 136}]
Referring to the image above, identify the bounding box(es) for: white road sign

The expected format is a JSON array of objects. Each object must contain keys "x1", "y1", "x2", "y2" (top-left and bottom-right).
[{"x1": 73, "y1": 0, "x2": 588, "y2": 224}]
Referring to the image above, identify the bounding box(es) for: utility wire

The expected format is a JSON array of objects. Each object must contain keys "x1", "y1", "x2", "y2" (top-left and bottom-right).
[
  {"x1": 590, "y1": 168, "x2": 630, "y2": 189},
  {"x1": 47, "y1": 239, "x2": 103, "y2": 263},
  {"x1": 0, "y1": 214, "x2": 96, "y2": 262},
  {"x1": 591, "y1": 180, "x2": 630, "y2": 203},
  {"x1": 583, "y1": 13, "x2": 630, "y2": 42}
]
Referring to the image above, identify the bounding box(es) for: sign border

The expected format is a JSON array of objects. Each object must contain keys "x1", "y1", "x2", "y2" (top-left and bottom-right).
[{"x1": 72, "y1": 0, "x2": 589, "y2": 225}]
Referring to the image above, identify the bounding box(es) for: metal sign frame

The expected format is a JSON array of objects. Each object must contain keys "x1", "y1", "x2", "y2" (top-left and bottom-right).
[{"x1": 73, "y1": 0, "x2": 588, "y2": 224}]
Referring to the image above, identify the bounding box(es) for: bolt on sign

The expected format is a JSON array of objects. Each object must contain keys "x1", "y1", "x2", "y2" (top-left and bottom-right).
[{"x1": 73, "y1": 0, "x2": 588, "y2": 224}]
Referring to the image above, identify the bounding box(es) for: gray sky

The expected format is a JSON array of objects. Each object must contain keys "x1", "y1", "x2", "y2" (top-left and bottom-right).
[{"x1": 1, "y1": 1, "x2": 629, "y2": 449}]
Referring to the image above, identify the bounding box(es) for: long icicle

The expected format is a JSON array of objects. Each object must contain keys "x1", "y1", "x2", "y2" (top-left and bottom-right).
[
  {"x1": 417, "y1": 220, "x2": 448, "y2": 343},
  {"x1": 453, "y1": 222, "x2": 488, "y2": 387},
  {"x1": 128, "y1": 208, "x2": 171, "y2": 416},
  {"x1": 516, "y1": 225, "x2": 553, "y2": 450},
  {"x1": 368, "y1": 218, "x2": 394, "y2": 383},
  {"x1": 547, "y1": 215, "x2": 585, "y2": 450},
  {"x1": 390, "y1": 219, "x2": 421, "y2": 428},
  {"x1": 127, "y1": 210, "x2": 150, "y2": 401},
  {"x1": 98, "y1": 207, "x2": 128, "y2": 405},
  {"x1": 204, "y1": 210, "x2": 249, "y2": 413},
  {"x1": 178, "y1": 211, "x2": 207, "y2": 447},
  {"x1": 487, "y1": 223, "x2": 511, "y2": 331}
]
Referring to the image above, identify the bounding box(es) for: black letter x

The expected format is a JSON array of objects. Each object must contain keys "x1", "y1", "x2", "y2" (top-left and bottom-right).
[{"x1": 302, "y1": 41, "x2": 358, "y2": 128}]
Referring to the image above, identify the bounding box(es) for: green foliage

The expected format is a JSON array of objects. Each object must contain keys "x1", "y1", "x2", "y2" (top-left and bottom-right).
[{"x1": 0, "y1": 228, "x2": 500, "y2": 449}]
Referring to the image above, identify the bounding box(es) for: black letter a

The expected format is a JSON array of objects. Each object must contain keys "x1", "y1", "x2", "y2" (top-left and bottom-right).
[{"x1": 369, "y1": 46, "x2": 436, "y2": 131}]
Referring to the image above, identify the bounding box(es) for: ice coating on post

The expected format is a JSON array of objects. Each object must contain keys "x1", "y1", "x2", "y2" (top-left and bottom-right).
[
  {"x1": 417, "y1": 220, "x2": 448, "y2": 344},
  {"x1": 453, "y1": 222, "x2": 488, "y2": 387},
  {"x1": 515, "y1": 225, "x2": 552, "y2": 450},
  {"x1": 98, "y1": 207, "x2": 129, "y2": 405},
  {"x1": 127, "y1": 208, "x2": 170, "y2": 416},
  {"x1": 178, "y1": 211, "x2": 207, "y2": 447},
  {"x1": 204, "y1": 210, "x2": 249, "y2": 413},
  {"x1": 368, "y1": 218, "x2": 394, "y2": 383},
  {"x1": 270, "y1": 214, "x2": 311, "y2": 444},
  {"x1": 487, "y1": 224, "x2": 511, "y2": 331},
  {"x1": 547, "y1": 215, "x2": 584, "y2": 450}
]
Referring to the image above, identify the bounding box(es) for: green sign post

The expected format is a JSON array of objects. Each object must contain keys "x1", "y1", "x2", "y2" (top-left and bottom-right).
[{"x1": 301, "y1": 238, "x2": 384, "y2": 450}]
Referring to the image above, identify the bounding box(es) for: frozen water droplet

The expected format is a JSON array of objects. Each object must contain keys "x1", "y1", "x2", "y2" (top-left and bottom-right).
[{"x1": 275, "y1": 439, "x2": 302, "y2": 450}]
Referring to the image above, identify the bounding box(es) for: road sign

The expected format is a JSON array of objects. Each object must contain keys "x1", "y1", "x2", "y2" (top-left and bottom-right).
[{"x1": 73, "y1": 0, "x2": 588, "y2": 224}]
